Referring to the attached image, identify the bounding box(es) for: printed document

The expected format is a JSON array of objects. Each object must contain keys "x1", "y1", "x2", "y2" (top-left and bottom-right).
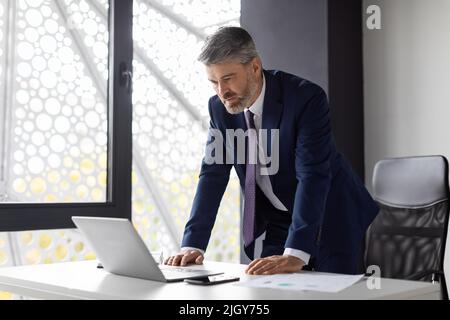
[{"x1": 237, "y1": 272, "x2": 364, "y2": 293}]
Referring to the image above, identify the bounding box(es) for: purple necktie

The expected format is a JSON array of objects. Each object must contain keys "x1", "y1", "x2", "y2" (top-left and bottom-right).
[{"x1": 243, "y1": 110, "x2": 257, "y2": 247}]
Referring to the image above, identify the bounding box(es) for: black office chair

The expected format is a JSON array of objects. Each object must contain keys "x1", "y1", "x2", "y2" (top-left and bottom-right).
[{"x1": 364, "y1": 155, "x2": 449, "y2": 299}]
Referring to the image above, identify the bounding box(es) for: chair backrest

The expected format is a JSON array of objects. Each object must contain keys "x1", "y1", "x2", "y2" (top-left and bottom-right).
[{"x1": 365, "y1": 155, "x2": 449, "y2": 291}]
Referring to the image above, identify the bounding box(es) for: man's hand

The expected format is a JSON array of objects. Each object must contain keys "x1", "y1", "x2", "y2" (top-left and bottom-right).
[
  {"x1": 245, "y1": 255, "x2": 305, "y2": 275},
  {"x1": 164, "y1": 250, "x2": 204, "y2": 266}
]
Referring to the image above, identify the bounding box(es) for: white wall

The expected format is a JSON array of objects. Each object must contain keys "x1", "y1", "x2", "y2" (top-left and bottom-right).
[
  {"x1": 363, "y1": 0, "x2": 450, "y2": 285},
  {"x1": 363, "y1": 0, "x2": 450, "y2": 187}
]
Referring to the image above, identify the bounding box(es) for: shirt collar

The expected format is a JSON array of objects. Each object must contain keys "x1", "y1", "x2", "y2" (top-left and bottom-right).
[{"x1": 247, "y1": 73, "x2": 265, "y2": 117}]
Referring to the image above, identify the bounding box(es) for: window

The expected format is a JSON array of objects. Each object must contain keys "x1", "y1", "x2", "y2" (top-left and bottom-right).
[{"x1": 0, "y1": 0, "x2": 133, "y2": 230}]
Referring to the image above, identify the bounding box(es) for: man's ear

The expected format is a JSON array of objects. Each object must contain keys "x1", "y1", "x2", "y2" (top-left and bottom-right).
[{"x1": 252, "y1": 56, "x2": 262, "y2": 74}]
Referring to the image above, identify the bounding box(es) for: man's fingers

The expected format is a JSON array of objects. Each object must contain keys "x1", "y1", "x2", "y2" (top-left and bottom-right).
[
  {"x1": 246, "y1": 259, "x2": 270, "y2": 274},
  {"x1": 253, "y1": 262, "x2": 277, "y2": 275},
  {"x1": 262, "y1": 264, "x2": 280, "y2": 275},
  {"x1": 172, "y1": 254, "x2": 184, "y2": 266},
  {"x1": 249, "y1": 261, "x2": 275, "y2": 275},
  {"x1": 164, "y1": 251, "x2": 204, "y2": 266},
  {"x1": 181, "y1": 251, "x2": 203, "y2": 266},
  {"x1": 246, "y1": 256, "x2": 305, "y2": 275},
  {"x1": 246, "y1": 258, "x2": 263, "y2": 271},
  {"x1": 195, "y1": 254, "x2": 204, "y2": 264},
  {"x1": 164, "y1": 255, "x2": 177, "y2": 265},
  {"x1": 164, "y1": 256, "x2": 174, "y2": 265},
  {"x1": 180, "y1": 252, "x2": 195, "y2": 266}
]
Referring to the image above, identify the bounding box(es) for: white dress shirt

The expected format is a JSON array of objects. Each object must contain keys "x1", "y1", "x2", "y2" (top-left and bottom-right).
[
  {"x1": 246, "y1": 76, "x2": 288, "y2": 212},
  {"x1": 183, "y1": 75, "x2": 310, "y2": 266}
]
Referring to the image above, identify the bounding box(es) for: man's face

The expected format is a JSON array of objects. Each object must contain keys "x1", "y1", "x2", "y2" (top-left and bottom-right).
[{"x1": 206, "y1": 58, "x2": 262, "y2": 114}]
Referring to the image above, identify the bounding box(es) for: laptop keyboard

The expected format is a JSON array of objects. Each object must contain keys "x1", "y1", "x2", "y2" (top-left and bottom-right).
[{"x1": 160, "y1": 266, "x2": 204, "y2": 273}]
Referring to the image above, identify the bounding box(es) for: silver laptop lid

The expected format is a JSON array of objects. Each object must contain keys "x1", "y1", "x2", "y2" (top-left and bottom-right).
[{"x1": 72, "y1": 216, "x2": 166, "y2": 282}]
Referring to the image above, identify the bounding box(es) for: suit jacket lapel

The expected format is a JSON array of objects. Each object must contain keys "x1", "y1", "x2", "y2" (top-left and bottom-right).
[
  {"x1": 262, "y1": 70, "x2": 283, "y2": 135},
  {"x1": 261, "y1": 70, "x2": 283, "y2": 185}
]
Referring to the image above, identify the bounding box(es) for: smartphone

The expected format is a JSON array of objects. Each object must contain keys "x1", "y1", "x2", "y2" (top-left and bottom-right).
[{"x1": 184, "y1": 274, "x2": 240, "y2": 285}]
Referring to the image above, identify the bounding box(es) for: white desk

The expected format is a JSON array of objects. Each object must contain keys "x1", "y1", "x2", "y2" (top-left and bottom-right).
[{"x1": 0, "y1": 260, "x2": 441, "y2": 300}]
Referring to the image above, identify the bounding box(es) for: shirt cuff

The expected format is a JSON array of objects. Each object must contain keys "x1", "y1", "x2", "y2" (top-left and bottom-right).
[
  {"x1": 284, "y1": 248, "x2": 310, "y2": 265},
  {"x1": 181, "y1": 247, "x2": 205, "y2": 255}
]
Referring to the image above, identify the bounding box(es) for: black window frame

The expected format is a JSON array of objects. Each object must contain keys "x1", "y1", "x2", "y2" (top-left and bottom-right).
[{"x1": 0, "y1": 0, "x2": 133, "y2": 231}]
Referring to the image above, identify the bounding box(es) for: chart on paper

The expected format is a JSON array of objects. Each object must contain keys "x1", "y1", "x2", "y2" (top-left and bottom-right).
[{"x1": 237, "y1": 272, "x2": 364, "y2": 293}]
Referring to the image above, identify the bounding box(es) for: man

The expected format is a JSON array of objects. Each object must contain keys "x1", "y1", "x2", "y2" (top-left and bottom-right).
[{"x1": 164, "y1": 27, "x2": 379, "y2": 275}]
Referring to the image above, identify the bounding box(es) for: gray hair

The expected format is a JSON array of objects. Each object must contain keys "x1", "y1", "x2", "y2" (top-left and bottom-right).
[{"x1": 198, "y1": 27, "x2": 259, "y2": 65}]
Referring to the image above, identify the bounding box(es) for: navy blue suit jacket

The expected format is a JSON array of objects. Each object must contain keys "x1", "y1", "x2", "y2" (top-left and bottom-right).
[{"x1": 182, "y1": 70, "x2": 379, "y2": 258}]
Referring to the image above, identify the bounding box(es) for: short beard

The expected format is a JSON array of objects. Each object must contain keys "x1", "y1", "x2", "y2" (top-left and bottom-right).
[
  {"x1": 223, "y1": 71, "x2": 260, "y2": 115},
  {"x1": 224, "y1": 101, "x2": 247, "y2": 114}
]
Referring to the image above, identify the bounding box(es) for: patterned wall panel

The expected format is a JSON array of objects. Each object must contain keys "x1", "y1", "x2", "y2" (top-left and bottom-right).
[{"x1": 7, "y1": 0, "x2": 108, "y2": 203}]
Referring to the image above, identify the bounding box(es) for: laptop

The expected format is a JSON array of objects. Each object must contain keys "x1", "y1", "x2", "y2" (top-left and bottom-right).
[{"x1": 71, "y1": 216, "x2": 223, "y2": 282}]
